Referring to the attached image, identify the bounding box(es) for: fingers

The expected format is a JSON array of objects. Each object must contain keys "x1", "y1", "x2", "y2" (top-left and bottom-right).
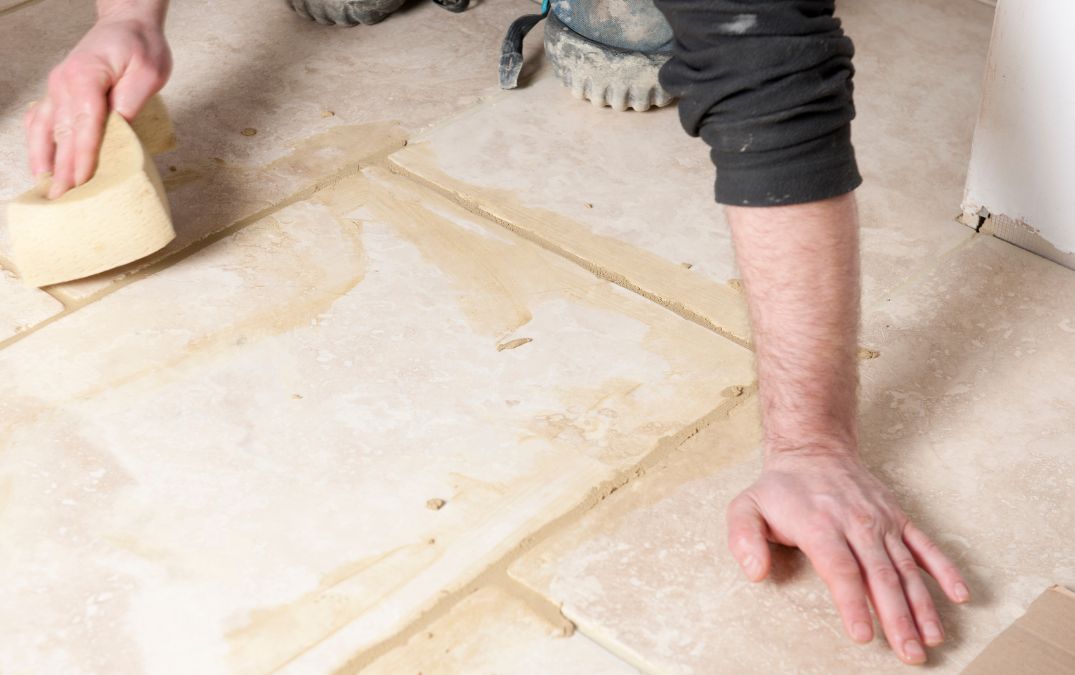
[
  {"x1": 885, "y1": 534, "x2": 944, "y2": 647},
  {"x1": 726, "y1": 494, "x2": 771, "y2": 581},
  {"x1": 45, "y1": 65, "x2": 110, "y2": 199},
  {"x1": 48, "y1": 104, "x2": 77, "y2": 200},
  {"x1": 25, "y1": 99, "x2": 56, "y2": 179},
  {"x1": 903, "y1": 522, "x2": 971, "y2": 604},
  {"x1": 850, "y1": 536, "x2": 926, "y2": 665},
  {"x1": 69, "y1": 79, "x2": 109, "y2": 187},
  {"x1": 800, "y1": 537, "x2": 874, "y2": 644}
]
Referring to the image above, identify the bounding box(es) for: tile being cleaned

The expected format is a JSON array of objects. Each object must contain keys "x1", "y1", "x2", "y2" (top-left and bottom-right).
[
  {"x1": 390, "y1": 0, "x2": 995, "y2": 343},
  {"x1": 509, "y1": 235, "x2": 1075, "y2": 673},
  {"x1": 0, "y1": 266, "x2": 64, "y2": 341},
  {"x1": 0, "y1": 168, "x2": 753, "y2": 673},
  {"x1": 0, "y1": 0, "x2": 538, "y2": 300}
]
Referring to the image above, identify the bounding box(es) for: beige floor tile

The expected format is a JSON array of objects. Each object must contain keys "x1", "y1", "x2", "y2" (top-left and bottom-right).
[
  {"x1": 0, "y1": 167, "x2": 752, "y2": 673},
  {"x1": 390, "y1": 0, "x2": 994, "y2": 342},
  {"x1": 0, "y1": 0, "x2": 538, "y2": 299},
  {"x1": 509, "y1": 235, "x2": 1075, "y2": 673},
  {"x1": 0, "y1": 265, "x2": 63, "y2": 340},
  {"x1": 364, "y1": 585, "x2": 639, "y2": 674}
]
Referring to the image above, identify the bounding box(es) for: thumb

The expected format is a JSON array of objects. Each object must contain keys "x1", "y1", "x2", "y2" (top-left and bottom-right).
[
  {"x1": 727, "y1": 494, "x2": 771, "y2": 582},
  {"x1": 110, "y1": 58, "x2": 170, "y2": 120}
]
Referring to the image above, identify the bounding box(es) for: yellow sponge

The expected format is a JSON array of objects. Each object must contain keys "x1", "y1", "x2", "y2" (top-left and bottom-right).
[{"x1": 6, "y1": 99, "x2": 176, "y2": 287}]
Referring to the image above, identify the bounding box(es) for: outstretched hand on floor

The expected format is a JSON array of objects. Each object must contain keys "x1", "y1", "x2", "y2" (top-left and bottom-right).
[
  {"x1": 25, "y1": 1, "x2": 171, "y2": 199},
  {"x1": 726, "y1": 449, "x2": 971, "y2": 665}
]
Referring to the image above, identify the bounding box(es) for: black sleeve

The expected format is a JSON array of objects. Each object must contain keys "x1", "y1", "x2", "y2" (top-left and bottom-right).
[{"x1": 652, "y1": 0, "x2": 862, "y2": 206}]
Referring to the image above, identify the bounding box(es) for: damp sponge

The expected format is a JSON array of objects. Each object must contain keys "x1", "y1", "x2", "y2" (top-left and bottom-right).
[{"x1": 6, "y1": 98, "x2": 176, "y2": 288}]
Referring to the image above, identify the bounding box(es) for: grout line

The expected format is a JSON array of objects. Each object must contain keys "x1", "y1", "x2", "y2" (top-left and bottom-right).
[
  {"x1": 0, "y1": 0, "x2": 43, "y2": 18},
  {"x1": 493, "y1": 573, "x2": 668, "y2": 675},
  {"x1": 559, "y1": 610, "x2": 670, "y2": 675},
  {"x1": 378, "y1": 158, "x2": 754, "y2": 351},
  {"x1": 0, "y1": 143, "x2": 405, "y2": 352},
  {"x1": 330, "y1": 386, "x2": 757, "y2": 674}
]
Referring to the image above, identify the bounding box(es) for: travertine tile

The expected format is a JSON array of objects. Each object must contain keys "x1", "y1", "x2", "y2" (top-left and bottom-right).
[
  {"x1": 510, "y1": 235, "x2": 1075, "y2": 673},
  {"x1": 0, "y1": 265, "x2": 64, "y2": 340},
  {"x1": 391, "y1": 0, "x2": 995, "y2": 341},
  {"x1": 0, "y1": 0, "x2": 538, "y2": 299},
  {"x1": 0, "y1": 168, "x2": 752, "y2": 673},
  {"x1": 364, "y1": 585, "x2": 639, "y2": 674}
]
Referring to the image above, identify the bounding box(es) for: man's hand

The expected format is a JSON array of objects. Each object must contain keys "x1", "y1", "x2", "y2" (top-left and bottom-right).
[
  {"x1": 25, "y1": 0, "x2": 171, "y2": 199},
  {"x1": 723, "y1": 194, "x2": 969, "y2": 664},
  {"x1": 727, "y1": 449, "x2": 970, "y2": 665}
]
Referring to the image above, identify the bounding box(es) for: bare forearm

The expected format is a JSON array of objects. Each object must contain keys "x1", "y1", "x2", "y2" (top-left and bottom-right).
[{"x1": 726, "y1": 193, "x2": 861, "y2": 456}]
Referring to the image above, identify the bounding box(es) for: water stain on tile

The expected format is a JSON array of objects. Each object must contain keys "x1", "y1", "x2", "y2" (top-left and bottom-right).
[
  {"x1": 389, "y1": 146, "x2": 752, "y2": 343},
  {"x1": 265, "y1": 121, "x2": 406, "y2": 180}
]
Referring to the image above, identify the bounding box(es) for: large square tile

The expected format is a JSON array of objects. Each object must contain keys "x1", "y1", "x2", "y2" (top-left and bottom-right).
[{"x1": 509, "y1": 235, "x2": 1075, "y2": 673}]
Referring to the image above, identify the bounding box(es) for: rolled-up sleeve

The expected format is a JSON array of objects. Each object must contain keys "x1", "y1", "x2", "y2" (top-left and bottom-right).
[{"x1": 652, "y1": 0, "x2": 862, "y2": 206}]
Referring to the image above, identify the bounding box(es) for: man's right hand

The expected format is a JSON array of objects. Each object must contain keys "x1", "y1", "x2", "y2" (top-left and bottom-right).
[{"x1": 25, "y1": 1, "x2": 171, "y2": 199}]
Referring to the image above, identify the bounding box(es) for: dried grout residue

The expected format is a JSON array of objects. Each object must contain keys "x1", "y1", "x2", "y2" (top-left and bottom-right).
[{"x1": 339, "y1": 387, "x2": 758, "y2": 673}]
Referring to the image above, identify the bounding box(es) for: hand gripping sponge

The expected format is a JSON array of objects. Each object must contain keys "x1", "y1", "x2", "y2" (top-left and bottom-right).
[{"x1": 6, "y1": 96, "x2": 177, "y2": 287}]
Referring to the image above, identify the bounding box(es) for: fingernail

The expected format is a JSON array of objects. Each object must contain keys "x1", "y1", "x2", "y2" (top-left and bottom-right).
[
  {"x1": 742, "y1": 555, "x2": 759, "y2": 579},
  {"x1": 851, "y1": 621, "x2": 872, "y2": 642},
  {"x1": 954, "y1": 582, "x2": 970, "y2": 603},
  {"x1": 922, "y1": 621, "x2": 944, "y2": 645},
  {"x1": 903, "y1": 639, "x2": 926, "y2": 663}
]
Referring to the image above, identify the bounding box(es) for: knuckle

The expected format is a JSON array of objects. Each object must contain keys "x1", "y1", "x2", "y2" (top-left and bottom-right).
[
  {"x1": 71, "y1": 108, "x2": 102, "y2": 129},
  {"x1": 870, "y1": 565, "x2": 902, "y2": 587},
  {"x1": 895, "y1": 557, "x2": 920, "y2": 576},
  {"x1": 851, "y1": 509, "x2": 875, "y2": 528},
  {"x1": 889, "y1": 613, "x2": 917, "y2": 635},
  {"x1": 918, "y1": 537, "x2": 942, "y2": 555},
  {"x1": 826, "y1": 556, "x2": 862, "y2": 579},
  {"x1": 846, "y1": 511, "x2": 884, "y2": 541},
  {"x1": 147, "y1": 67, "x2": 169, "y2": 89}
]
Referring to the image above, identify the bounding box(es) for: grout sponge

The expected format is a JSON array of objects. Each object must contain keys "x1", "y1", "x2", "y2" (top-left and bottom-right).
[{"x1": 5, "y1": 97, "x2": 177, "y2": 288}]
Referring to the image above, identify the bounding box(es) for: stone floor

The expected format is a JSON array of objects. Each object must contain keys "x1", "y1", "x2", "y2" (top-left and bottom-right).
[{"x1": 0, "y1": 0, "x2": 1071, "y2": 673}]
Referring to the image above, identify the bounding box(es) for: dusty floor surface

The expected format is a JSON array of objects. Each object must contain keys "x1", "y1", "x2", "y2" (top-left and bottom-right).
[{"x1": 1, "y1": 0, "x2": 1072, "y2": 673}]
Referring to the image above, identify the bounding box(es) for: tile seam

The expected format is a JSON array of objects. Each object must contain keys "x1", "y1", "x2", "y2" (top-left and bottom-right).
[
  {"x1": 377, "y1": 157, "x2": 754, "y2": 352},
  {"x1": 0, "y1": 0, "x2": 43, "y2": 18},
  {"x1": 330, "y1": 387, "x2": 758, "y2": 674},
  {"x1": 0, "y1": 143, "x2": 405, "y2": 352}
]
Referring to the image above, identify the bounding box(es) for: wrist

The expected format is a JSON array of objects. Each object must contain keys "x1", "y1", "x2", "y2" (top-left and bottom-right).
[
  {"x1": 97, "y1": 0, "x2": 167, "y2": 27},
  {"x1": 763, "y1": 429, "x2": 859, "y2": 460}
]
